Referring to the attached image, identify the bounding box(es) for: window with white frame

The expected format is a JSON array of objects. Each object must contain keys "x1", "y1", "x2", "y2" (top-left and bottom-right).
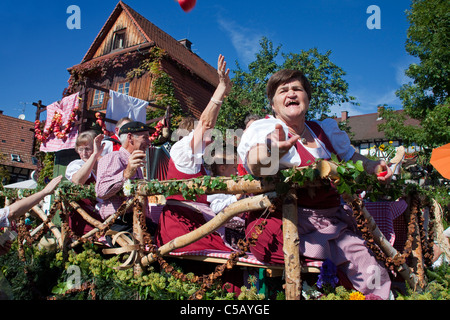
[
  {"x1": 93, "y1": 89, "x2": 104, "y2": 106},
  {"x1": 117, "y1": 82, "x2": 130, "y2": 95}
]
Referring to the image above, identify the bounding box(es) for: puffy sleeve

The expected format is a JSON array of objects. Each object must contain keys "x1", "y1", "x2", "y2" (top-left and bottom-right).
[
  {"x1": 315, "y1": 118, "x2": 355, "y2": 161},
  {"x1": 237, "y1": 117, "x2": 301, "y2": 172},
  {"x1": 169, "y1": 131, "x2": 204, "y2": 175},
  {"x1": 207, "y1": 194, "x2": 238, "y2": 214},
  {"x1": 65, "y1": 159, "x2": 91, "y2": 182}
]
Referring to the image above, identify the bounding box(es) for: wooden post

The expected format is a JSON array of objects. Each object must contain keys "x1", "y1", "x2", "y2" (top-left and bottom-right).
[
  {"x1": 133, "y1": 196, "x2": 146, "y2": 276},
  {"x1": 31, "y1": 100, "x2": 47, "y2": 156},
  {"x1": 407, "y1": 196, "x2": 427, "y2": 291},
  {"x1": 282, "y1": 189, "x2": 301, "y2": 300}
]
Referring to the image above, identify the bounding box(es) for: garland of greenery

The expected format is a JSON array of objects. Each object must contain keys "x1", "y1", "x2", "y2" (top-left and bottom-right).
[{"x1": 2, "y1": 156, "x2": 447, "y2": 300}]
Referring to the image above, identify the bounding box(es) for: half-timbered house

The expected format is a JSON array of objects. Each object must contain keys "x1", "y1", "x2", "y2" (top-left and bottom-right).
[{"x1": 65, "y1": 0, "x2": 219, "y2": 130}]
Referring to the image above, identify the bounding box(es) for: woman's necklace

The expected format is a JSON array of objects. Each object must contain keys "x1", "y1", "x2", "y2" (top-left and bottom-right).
[{"x1": 290, "y1": 126, "x2": 308, "y2": 144}]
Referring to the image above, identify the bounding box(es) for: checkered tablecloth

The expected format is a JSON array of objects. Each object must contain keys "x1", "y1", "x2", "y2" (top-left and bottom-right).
[{"x1": 364, "y1": 199, "x2": 408, "y2": 248}]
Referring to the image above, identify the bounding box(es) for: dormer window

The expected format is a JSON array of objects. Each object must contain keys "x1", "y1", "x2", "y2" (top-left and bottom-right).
[
  {"x1": 111, "y1": 30, "x2": 126, "y2": 51},
  {"x1": 11, "y1": 154, "x2": 21, "y2": 162}
]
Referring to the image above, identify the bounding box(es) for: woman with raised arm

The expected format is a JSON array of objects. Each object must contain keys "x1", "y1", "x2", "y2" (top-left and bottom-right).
[
  {"x1": 155, "y1": 54, "x2": 233, "y2": 252},
  {"x1": 65, "y1": 130, "x2": 104, "y2": 235}
]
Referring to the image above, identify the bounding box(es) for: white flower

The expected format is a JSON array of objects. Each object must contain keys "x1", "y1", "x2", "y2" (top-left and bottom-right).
[
  {"x1": 123, "y1": 179, "x2": 133, "y2": 196},
  {"x1": 302, "y1": 281, "x2": 321, "y2": 300}
]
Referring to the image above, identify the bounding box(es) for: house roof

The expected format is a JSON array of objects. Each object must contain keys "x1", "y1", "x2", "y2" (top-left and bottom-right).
[
  {"x1": 0, "y1": 113, "x2": 37, "y2": 170},
  {"x1": 80, "y1": 1, "x2": 219, "y2": 87},
  {"x1": 335, "y1": 109, "x2": 421, "y2": 143}
]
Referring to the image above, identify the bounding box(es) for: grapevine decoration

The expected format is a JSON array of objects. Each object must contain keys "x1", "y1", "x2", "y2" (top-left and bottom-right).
[{"x1": 2, "y1": 157, "x2": 442, "y2": 299}]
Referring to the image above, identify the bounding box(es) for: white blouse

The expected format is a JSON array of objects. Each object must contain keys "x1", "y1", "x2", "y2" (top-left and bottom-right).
[
  {"x1": 237, "y1": 116, "x2": 355, "y2": 172},
  {"x1": 65, "y1": 159, "x2": 96, "y2": 182},
  {"x1": 169, "y1": 131, "x2": 205, "y2": 175}
]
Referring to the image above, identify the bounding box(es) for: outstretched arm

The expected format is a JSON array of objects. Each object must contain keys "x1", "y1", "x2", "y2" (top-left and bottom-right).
[
  {"x1": 191, "y1": 54, "x2": 231, "y2": 153},
  {"x1": 351, "y1": 153, "x2": 393, "y2": 182},
  {"x1": 7, "y1": 175, "x2": 63, "y2": 222}
]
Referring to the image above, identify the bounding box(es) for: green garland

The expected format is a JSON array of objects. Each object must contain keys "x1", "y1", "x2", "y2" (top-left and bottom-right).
[{"x1": 1, "y1": 155, "x2": 449, "y2": 301}]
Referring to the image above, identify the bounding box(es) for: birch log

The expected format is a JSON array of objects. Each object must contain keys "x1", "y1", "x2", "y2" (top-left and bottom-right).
[
  {"x1": 433, "y1": 199, "x2": 450, "y2": 261},
  {"x1": 136, "y1": 176, "x2": 274, "y2": 196},
  {"x1": 316, "y1": 160, "x2": 340, "y2": 180},
  {"x1": 133, "y1": 196, "x2": 146, "y2": 275},
  {"x1": 282, "y1": 189, "x2": 301, "y2": 300},
  {"x1": 31, "y1": 205, "x2": 62, "y2": 246},
  {"x1": 141, "y1": 192, "x2": 276, "y2": 267},
  {"x1": 135, "y1": 160, "x2": 340, "y2": 197},
  {"x1": 69, "y1": 201, "x2": 104, "y2": 229},
  {"x1": 69, "y1": 198, "x2": 135, "y2": 248}
]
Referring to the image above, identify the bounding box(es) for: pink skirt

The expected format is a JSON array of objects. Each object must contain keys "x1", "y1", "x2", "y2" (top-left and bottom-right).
[{"x1": 246, "y1": 205, "x2": 392, "y2": 299}]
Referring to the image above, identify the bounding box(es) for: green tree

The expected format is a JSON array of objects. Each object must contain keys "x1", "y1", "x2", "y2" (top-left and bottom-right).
[
  {"x1": 216, "y1": 38, "x2": 356, "y2": 132},
  {"x1": 216, "y1": 37, "x2": 280, "y2": 132},
  {"x1": 380, "y1": 0, "x2": 450, "y2": 148}
]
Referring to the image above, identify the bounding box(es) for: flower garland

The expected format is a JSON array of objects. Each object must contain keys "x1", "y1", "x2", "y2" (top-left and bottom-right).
[
  {"x1": 93, "y1": 112, "x2": 164, "y2": 142},
  {"x1": 34, "y1": 107, "x2": 79, "y2": 142}
]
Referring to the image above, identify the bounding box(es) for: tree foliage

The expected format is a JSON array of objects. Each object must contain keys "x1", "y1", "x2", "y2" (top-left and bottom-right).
[
  {"x1": 215, "y1": 37, "x2": 356, "y2": 132},
  {"x1": 380, "y1": 0, "x2": 450, "y2": 148}
]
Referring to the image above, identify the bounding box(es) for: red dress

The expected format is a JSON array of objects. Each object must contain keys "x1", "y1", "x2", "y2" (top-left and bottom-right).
[
  {"x1": 68, "y1": 175, "x2": 104, "y2": 236},
  {"x1": 155, "y1": 158, "x2": 232, "y2": 252}
]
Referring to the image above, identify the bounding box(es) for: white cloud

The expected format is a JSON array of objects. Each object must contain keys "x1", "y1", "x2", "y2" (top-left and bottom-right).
[
  {"x1": 333, "y1": 56, "x2": 419, "y2": 117},
  {"x1": 394, "y1": 58, "x2": 416, "y2": 86},
  {"x1": 217, "y1": 17, "x2": 263, "y2": 66},
  {"x1": 329, "y1": 88, "x2": 402, "y2": 117}
]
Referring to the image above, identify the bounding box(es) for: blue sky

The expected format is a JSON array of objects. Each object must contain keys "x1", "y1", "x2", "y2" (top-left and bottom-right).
[{"x1": 0, "y1": 0, "x2": 415, "y2": 123}]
